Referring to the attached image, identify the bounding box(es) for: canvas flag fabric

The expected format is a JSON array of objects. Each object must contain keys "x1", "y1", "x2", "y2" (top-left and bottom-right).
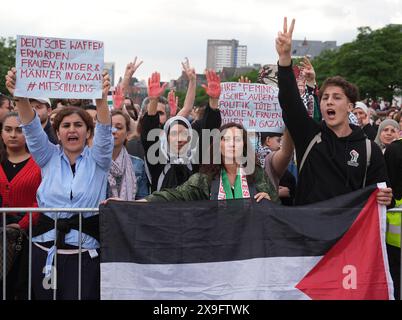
[{"x1": 99, "y1": 185, "x2": 394, "y2": 300}]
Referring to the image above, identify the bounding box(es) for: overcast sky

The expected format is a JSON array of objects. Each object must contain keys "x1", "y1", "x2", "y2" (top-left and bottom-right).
[{"x1": 2, "y1": 0, "x2": 401, "y2": 83}]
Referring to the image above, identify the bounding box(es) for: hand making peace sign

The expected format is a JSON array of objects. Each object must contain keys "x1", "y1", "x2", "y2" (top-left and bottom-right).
[{"x1": 275, "y1": 17, "x2": 295, "y2": 66}]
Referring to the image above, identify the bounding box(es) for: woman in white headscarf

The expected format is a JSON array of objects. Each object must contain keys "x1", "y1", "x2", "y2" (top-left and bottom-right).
[
  {"x1": 141, "y1": 68, "x2": 222, "y2": 192},
  {"x1": 374, "y1": 119, "x2": 400, "y2": 153}
]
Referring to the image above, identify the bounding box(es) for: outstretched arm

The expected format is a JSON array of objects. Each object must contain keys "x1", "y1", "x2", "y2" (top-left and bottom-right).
[
  {"x1": 95, "y1": 71, "x2": 111, "y2": 124},
  {"x1": 5, "y1": 67, "x2": 34, "y2": 124},
  {"x1": 275, "y1": 17, "x2": 319, "y2": 161},
  {"x1": 146, "y1": 173, "x2": 209, "y2": 202},
  {"x1": 270, "y1": 129, "x2": 295, "y2": 178},
  {"x1": 177, "y1": 58, "x2": 196, "y2": 118},
  {"x1": 276, "y1": 17, "x2": 295, "y2": 67}
]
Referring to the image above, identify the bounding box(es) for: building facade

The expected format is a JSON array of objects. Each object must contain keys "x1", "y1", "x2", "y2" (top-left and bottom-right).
[
  {"x1": 103, "y1": 62, "x2": 115, "y2": 87},
  {"x1": 206, "y1": 39, "x2": 247, "y2": 71},
  {"x1": 291, "y1": 39, "x2": 337, "y2": 59}
]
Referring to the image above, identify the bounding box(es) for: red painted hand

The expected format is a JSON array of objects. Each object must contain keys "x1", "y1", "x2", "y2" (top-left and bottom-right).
[
  {"x1": 147, "y1": 72, "x2": 167, "y2": 99},
  {"x1": 202, "y1": 70, "x2": 221, "y2": 99},
  {"x1": 168, "y1": 89, "x2": 178, "y2": 116},
  {"x1": 113, "y1": 84, "x2": 124, "y2": 109}
]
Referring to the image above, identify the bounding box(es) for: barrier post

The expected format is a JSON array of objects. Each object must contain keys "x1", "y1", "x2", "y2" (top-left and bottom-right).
[{"x1": 2, "y1": 212, "x2": 6, "y2": 300}]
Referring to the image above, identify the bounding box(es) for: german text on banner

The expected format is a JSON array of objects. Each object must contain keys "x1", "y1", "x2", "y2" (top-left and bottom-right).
[
  {"x1": 15, "y1": 35, "x2": 104, "y2": 99},
  {"x1": 218, "y1": 82, "x2": 284, "y2": 133},
  {"x1": 99, "y1": 185, "x2": 393, "y2": 300}
]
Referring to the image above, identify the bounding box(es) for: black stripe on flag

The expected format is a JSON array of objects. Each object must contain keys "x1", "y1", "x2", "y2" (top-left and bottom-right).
[{"x1": 100, "y1": 184, "x2": 377, "y2": 264}]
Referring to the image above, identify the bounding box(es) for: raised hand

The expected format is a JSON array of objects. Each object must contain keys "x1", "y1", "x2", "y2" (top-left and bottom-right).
[
  {"x1": 112, "y1": 84, "x2": 124, "y2": 109},
  {"x1": 181, "y1": 57, "x2": 196, "y2": 82},
  {"x1": 275, "y1": 17, "x2": 295, "y2": 66},
  {"x1": 300, "y1": 56, "x2": 316, "y2": 86},
  {"x1": 202, "y1": 69, "x2": 221, "y2": 99},
  {"x1": 95, "y1": 71, "x2": 112, "y2": 124},
  {"x1": 101, "y1": 70, "x2": 111, "y2": 99},
  {"x1": 124, "y1": 57, "x2": 143, "y2": 79},
  {"x1": 5, "y1": 67, "x2": 17, "y2": 96},
  {"x1": 238, "y1": 75, "x2": 251, "y2": 83},
  {"x1": 147, "y1": 72, "x2": 167, "y2": 99},
  {"x1": 168, "y1": 89, "x2": 178, "y2": 116}
]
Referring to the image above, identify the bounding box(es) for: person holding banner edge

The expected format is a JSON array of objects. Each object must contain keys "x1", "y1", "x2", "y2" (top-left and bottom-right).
[
  {"x1": 138, "y1": 122, "x2": 279, "y2": 203},
  {"x1": 5, "y1": 67, "x2": 113, "y2": 300},
  {"x1": 275, "y1": 17, "x2": 392, "y2": 207}
]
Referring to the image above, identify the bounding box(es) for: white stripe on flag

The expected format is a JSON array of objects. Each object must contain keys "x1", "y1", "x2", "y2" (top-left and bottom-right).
[{"x1": 101, "y1": 256, "x2": 322, "y2": 300}]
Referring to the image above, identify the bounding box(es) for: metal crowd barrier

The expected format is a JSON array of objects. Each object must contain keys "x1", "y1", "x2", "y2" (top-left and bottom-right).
[
  {"x1": 1, "y1": 208, "x2": 98, "y2": 300},
  {"x1": 1, "y1": 207, "x2": 402, "y2": 300}
]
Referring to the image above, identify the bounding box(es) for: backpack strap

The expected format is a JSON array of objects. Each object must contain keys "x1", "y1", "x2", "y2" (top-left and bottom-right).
[
  {"x1": 362, "y1": 139, "x2": 371, "y2": 188},
  {"x1": 299, "y1": 132, "x2": 322, "y2": 174}
]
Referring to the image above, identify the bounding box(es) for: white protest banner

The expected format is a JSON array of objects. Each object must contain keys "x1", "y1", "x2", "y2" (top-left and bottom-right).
[
  {"x1": 15, "y1": 35, "x2": 104, "y2": 99},
  {"x1": 219, "y1": 82, "x2": 284, "y2": 132}
]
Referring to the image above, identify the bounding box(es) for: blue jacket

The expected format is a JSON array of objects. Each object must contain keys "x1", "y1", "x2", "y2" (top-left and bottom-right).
[{"x1": 131, "y1": 155, "x2": 149, "y2": 199}]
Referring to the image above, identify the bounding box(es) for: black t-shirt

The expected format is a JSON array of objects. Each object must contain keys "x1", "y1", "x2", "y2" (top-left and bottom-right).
[
  {"x1": 1, "y1": 158, "x2": 30, "y2": 182},
  {"x1": 70, "y1": 163, "x2": 76, "y2": 200}
]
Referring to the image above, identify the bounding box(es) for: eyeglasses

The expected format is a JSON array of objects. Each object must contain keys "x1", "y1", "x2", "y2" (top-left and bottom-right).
[{"x1": 157, "y1": 111, "x2": 165, "y2": 116}]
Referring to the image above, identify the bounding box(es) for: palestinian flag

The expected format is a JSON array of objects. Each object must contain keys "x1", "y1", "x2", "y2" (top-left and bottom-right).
[{"x1": 99, "y1": 185, "x2": 394, "y2": 300}]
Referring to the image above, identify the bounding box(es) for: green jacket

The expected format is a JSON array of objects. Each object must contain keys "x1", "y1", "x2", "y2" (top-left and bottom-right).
[{"x1": 146, "y1": 166, "x2": 280, "y2": 203}]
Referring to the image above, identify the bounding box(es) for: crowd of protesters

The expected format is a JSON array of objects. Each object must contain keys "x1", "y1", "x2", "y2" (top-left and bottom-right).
[{"x1": 0, "y1": 17, "x2": 401, "y2": 300}]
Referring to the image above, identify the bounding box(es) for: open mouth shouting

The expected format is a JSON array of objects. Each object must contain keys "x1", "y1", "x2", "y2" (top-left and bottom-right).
[
  {"x1": 67, "y1": 135, "x2": 80, "y2": 143},
  {"x1": 326, "y1": 108, "x2": 336, "y2": 120}
]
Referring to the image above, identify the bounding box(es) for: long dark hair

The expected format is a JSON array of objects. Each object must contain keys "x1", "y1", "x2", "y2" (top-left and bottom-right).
[
  {"x1": 0, "y1": 112, "x2": 29, "y2": 162},
  {"x1": 199, "y1": 122, "x2": 257, "y2": 182}
]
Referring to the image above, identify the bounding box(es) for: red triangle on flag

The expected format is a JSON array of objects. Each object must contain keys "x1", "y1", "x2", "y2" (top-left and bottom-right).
[{"x1": 296, "y1": 191, "x2": 392, "y2": 300}]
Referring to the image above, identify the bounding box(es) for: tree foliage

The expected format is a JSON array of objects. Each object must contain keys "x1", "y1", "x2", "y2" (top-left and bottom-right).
[
  {"x1": 312, "y1": 24, "x2": 402, "y2": 101},
  {"x1": 0, "y1": 37, "x2": 16, "y2": 95}
]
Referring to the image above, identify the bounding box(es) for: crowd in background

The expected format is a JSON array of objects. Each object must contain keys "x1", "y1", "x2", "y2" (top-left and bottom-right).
[{"x1": 0, "y1": 17, "x2": 401, "y2": 300}]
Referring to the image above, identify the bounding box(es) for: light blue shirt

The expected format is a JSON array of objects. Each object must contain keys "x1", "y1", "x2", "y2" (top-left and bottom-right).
[{"x1": 22, "y1": 114, "x2": 113, "y2": 257}]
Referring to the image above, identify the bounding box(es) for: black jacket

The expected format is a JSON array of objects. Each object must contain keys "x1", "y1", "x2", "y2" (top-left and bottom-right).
[
  {"x1": 384, "y1": 139, "x2": 402, "y2": 200},
  {"x1": 44, "y1": 120, "x2": 58, "y2": 145},
  {"x1": 141, "y1": 105, "x2": 221, "y2": 192},
  {"x1": 278, "y1": 64, "x2": 389, "y2": 205},
  {"x1": 362, "y1": 123, "x2": 377, "y2": 141}
]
